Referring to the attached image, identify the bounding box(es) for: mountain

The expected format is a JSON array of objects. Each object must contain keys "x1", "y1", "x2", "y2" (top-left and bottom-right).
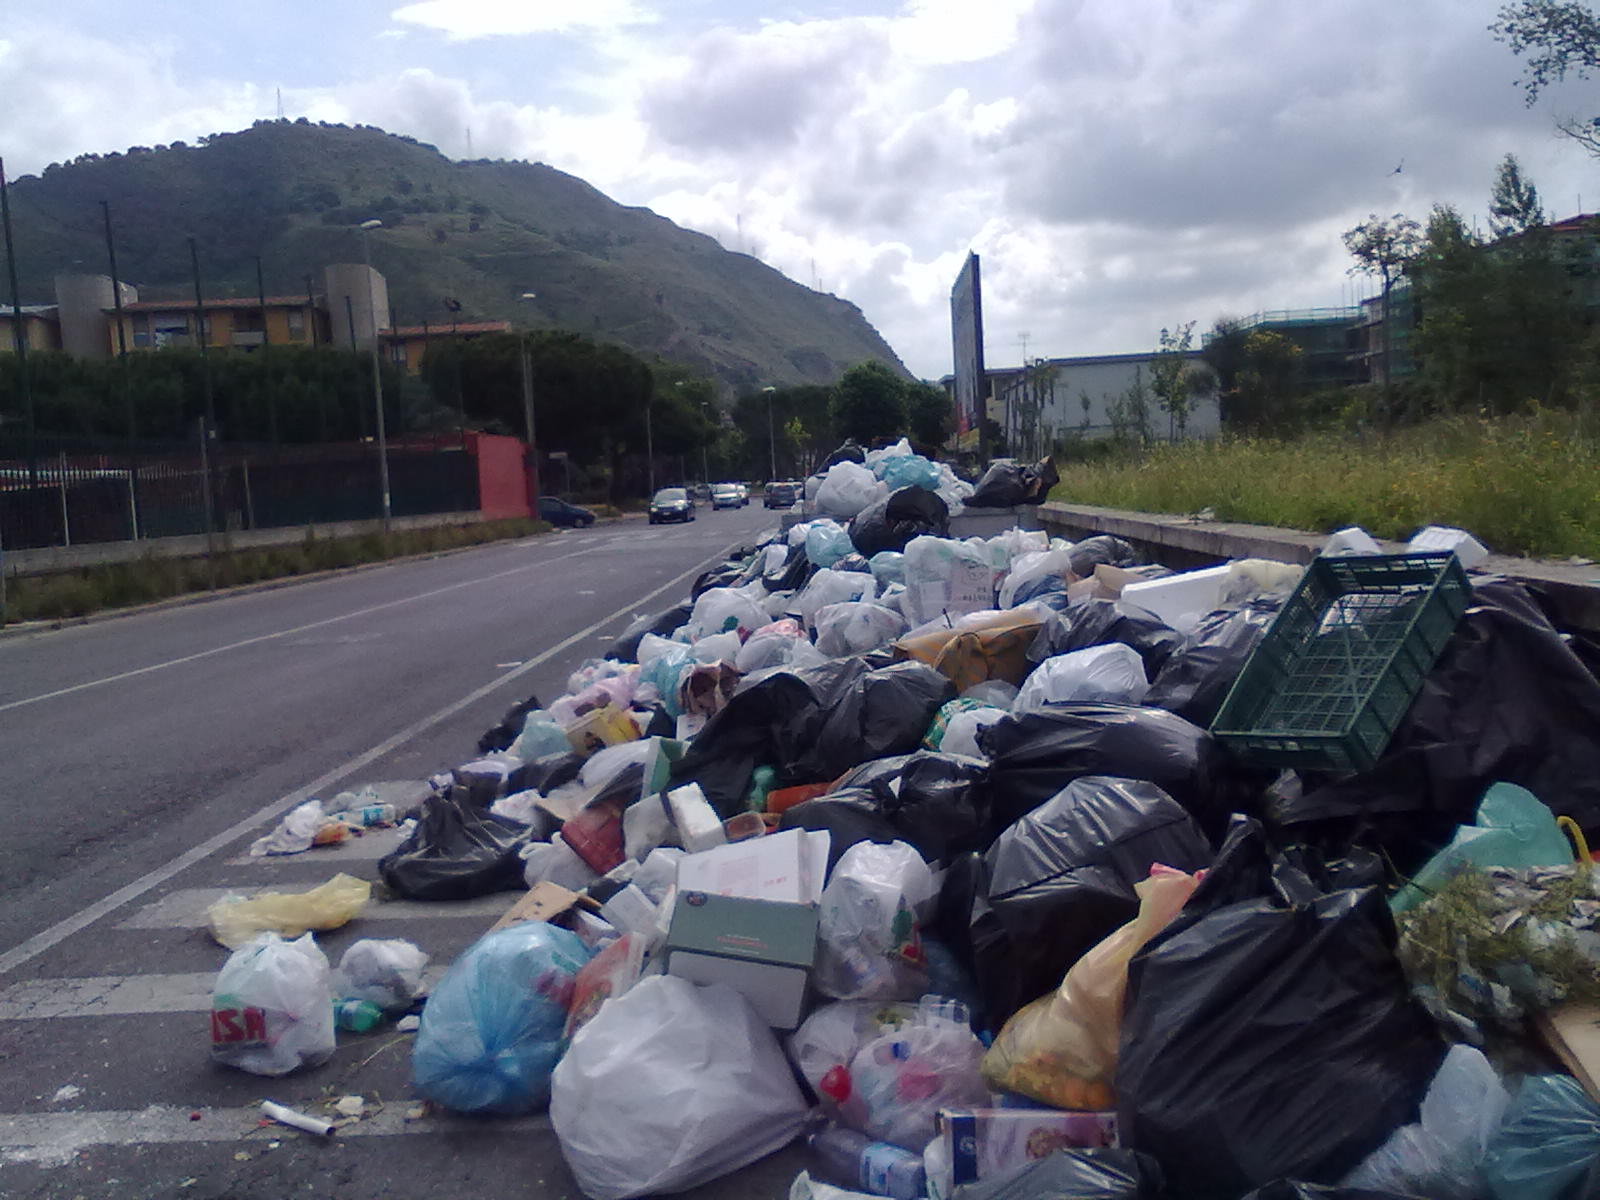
[{"x1": 4, "y1": 121, "x2": 908, "y2": 393}]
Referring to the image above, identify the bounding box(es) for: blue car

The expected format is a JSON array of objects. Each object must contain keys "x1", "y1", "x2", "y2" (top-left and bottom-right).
[{"x1": 538, "y1": 496, "x2": 596, "y2": 528}]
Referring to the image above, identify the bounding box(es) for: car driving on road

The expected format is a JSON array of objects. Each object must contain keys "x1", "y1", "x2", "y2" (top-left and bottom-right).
[
  {"x1": 648, "y1": 486, "x2": 695, "y2": 524},
  {"x1": 710, "y1": 483, "x2": 742, "y2": 509},
  {"x1": 763, "y1": 480, "x2": 800, "y2": 509}
]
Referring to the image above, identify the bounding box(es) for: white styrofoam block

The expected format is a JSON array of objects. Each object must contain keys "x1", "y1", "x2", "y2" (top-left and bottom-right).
[
  {"x1": 1407, "y1": 525, "x2": 1489, "y2": 569},
  {"x1": 667, "y1": 783, "x2": 726, "y2": 854},
  {"x1": 1120, "y1": 564, "x2": 1234, "y2": 632},
  {"x1": 1323, "y1": 526, "x2": 1383, "y2": 557}
]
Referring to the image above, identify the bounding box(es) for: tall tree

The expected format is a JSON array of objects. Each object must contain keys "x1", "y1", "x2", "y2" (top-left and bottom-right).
[
  {"x1": 831, "y1": 361, "x2": 907, "y2": 444},
  {"x1": 1233, "y1": 331, "x2": 1303, "y2": 433},
  {"x1": 1343, "y1": 213, "x2": 1423, "y2": 395},
  {"x1": 1489, "y1": 153, "x2": 1546, "y2": 237},
  {"x1": 1492, "y1": 3, "x2": 1600, "y2": 152},
  {"x1": 904, "y1": 381, "x2": 954, "y2": 449},
  {"x1": 1151, "y1": 322, "x2": 1198, "y2": 439}
]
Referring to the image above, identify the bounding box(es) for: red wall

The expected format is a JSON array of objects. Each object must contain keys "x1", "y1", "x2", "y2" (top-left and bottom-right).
[{"x1": 470, "y1": 433, "x2": 532, "y2": 520}]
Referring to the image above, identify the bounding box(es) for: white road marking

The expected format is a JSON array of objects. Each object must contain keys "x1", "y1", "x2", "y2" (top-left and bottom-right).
[
  {"x1": 0, "y1": 535, "x2": 750, "y2": 980},
  {"x1": 0, "y1": 541, "x2": 607, "y2": 716},
  {"x1": 118, "y1": 887, "x2": 516, "y2": 931},
  {"x1": 0, "y1": 1103, "x2": 550, "y2": 1167}
]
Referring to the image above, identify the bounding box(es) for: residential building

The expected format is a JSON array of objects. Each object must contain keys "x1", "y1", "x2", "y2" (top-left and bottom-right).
[
  {"x1": 381, "y1": 322, "x2": 511, "y2": 374},
  {"x1": 0, "y1": 305, "x2": 62, "y2": 353},
  {"x1": 1214, "y1": 308, "x2": 1368, "y2": 390},
  {"x1": 107, "y1": 295, "x2": 329, "y2": 352}
]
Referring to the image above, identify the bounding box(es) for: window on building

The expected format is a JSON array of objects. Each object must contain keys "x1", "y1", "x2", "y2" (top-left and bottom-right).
[
  {"x1": 152, "y1": 315, "x2": 190, "y2": 347},
  {"x1": 132, "y1": 314, "x2": 151, "y2": 348},
  {"x1": 286, "y1": 308, "x2": 306, "y2": 341},
  {"x1": 390, "y1": 341, "x2": 408, "y2": 365}
]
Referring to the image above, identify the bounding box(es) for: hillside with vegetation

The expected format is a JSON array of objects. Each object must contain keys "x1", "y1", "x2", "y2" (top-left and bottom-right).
[{"x1": 5, "y1": 120, "x2": 907, "y2": 393}]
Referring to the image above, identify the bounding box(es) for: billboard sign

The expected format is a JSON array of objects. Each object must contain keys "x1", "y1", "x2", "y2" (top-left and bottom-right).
[{"x1": 950, "y1": 252, "x2": 986, "y2": 456}]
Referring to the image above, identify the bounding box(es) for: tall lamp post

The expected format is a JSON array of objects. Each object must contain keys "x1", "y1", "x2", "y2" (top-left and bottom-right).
[
  {"x1": 761, "y1": 385, "x2": 777, "y2": 480},
  {"x1": 358, "y1": 219, "x2": 391, "y2": 531},
  {"x1": 518, "y1": 291, "x2": 539, "y2": 507}
]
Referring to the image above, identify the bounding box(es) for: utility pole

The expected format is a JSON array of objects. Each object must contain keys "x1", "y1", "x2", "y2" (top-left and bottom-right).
[
  {"x1": 255, "y1": 256, "x2": 279, "y2": 445},
  {"x1": 102, "y1": 200, "x2": 138, "y2": 537},
  {"x1": 187, "y1": 236, "x2": 216, "y2": 434},
  {"x1": 1, "y1": 158, "x2": 37, "y2": 485},
  {"x1": 358, "y1": 220, "x2": 391, "y2": 531},
  {"x1": 645, "y1": 390, "x2": 655, "y2": 496},
  {"x1": 762, "y1": 386, "x2": 777, "y2": 480}
]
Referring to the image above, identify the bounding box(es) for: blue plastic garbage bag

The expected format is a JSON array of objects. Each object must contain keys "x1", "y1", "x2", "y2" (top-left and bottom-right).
[
  {"x1": 412, "y1": 922, "x2": 590, "y2": 1113},
  {"x1": 879, "y1": 454, "x2": 941, "y2": 492},
  {"x1": 1485, "y1": 1074, "x2": 1600, "y2": 1200}
]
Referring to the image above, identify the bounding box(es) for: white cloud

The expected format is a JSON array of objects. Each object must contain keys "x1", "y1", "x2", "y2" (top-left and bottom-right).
[{"x1": 389, "y1": 0, "x2": 655, "y2": 40}]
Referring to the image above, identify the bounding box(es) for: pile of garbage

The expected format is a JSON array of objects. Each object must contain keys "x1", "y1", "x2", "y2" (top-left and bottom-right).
[{"x1": 210, "y1": 499, "x2": 1600, "y2": 1200}]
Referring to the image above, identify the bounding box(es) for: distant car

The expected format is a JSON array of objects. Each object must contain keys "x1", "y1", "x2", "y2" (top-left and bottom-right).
[
  {"x1": 710, "y1": 483, "x2": 742, "y2": 509},
  {"x1": 689, "y1": 483, "x2": 712, "y2": 502},
  {"x1": 763, "y1": 481, "x2": 800, "y2": 509},
  {"x1": 537, "y1": 495, "x2": 596, "y2": 528},
  {"x1": 733, "y1": 483, "x2": 750, "y2": 505},
  {"x1": 649, "y1": 487, "x2": 695, "y2": 524}
]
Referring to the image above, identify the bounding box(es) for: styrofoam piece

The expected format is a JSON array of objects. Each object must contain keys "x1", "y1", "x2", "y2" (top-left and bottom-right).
[
  {"x1": 1120, "y1": 564, "x2": 1234, "y2": 633},
  {"x1": 667, "y1": 784, "x2": 727, "y2": 854},
  {"x1": 1407, "y1": 525, "x2": 1489, "y2": 569},
  {"x1": 1323, "y1": 526, "x2": 1383, "y2": 557}
]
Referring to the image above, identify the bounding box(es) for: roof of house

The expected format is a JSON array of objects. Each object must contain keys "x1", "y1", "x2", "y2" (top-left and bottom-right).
[
  {"x1": 108, "y1": 296, "x2": 316, "y2": 313},
  {"x1": 383, "y1": 321, "x2": 511, "y2": 338}
]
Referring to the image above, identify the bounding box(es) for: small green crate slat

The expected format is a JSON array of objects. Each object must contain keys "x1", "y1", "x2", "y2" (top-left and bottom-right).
[{"x1": 1210, "y1": 552, "x2": 1471, "y2": 773}]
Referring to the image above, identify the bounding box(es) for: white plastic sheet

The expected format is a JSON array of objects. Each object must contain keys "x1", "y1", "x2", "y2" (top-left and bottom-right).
[{"x1": 551, "y1": 976, "x2": 810, "y2": 1199}]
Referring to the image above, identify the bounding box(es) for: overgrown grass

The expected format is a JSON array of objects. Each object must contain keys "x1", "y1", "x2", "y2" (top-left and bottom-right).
[
  {"x1": 1051, "y1": 413, "x2": 1600, "y2": 560},
  {"x1": 4, "y1": 517, "x2": 552, "y2": 625}
]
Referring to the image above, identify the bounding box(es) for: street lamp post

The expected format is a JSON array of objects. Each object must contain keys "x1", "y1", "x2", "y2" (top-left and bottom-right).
[
  {"x1": 761, "y1": 386, "x2": 777, "y2": 480},
  {"x1": 645, "y1": 390, "x2": 655, "y2": 497},
  {"x1": 518, "y1": 292, "x2": 539, "y2": 508},
  {"x1": 358, "y1": 219, "x2": 391, "y2": 531}
]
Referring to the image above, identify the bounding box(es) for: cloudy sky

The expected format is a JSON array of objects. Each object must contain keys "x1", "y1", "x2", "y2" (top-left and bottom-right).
[{"x1": 3, "y1": 1, "x2": 1597, "y2": 377}]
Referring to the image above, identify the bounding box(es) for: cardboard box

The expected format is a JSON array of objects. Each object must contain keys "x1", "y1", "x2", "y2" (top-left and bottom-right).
[
  {"x1": 674, "y1": 827, "x2": 827, "y2": 905},
  {"x1": 939, "y1": 1108, "x2": 1118, "y2": 1187},
  {"x1": 565, "y1": 706, "x2": 639, "y2": 757},
  {"x1": 664, "y1": 891, "x2": 818, "y2": 1029}
]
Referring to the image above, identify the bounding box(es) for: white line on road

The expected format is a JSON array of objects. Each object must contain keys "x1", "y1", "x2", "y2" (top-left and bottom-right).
[
  {"x1": 0, "y1": 540, "x2": 609, "y2": 716},
  {"x1": 0, "y1": 535, "x2": 749, "y2": 980},
  {"x1": 0, "y1": 1103, "x2": 550, "y2": 1167}
]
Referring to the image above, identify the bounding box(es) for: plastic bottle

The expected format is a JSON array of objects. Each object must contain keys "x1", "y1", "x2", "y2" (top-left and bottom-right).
[
  {"x1": 326, "y1": 803, "x2": 399, "y2": 828},
  {"x1": 808, "y1": 1126, "x2": 927, "y2": 1200},
  {"x1": 334, "y1": 999, "x2": 386, "y2": 1033}
]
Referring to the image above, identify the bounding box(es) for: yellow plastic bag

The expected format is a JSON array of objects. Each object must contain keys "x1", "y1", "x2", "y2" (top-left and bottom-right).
[
  {"x1": 980, "y1": 865, "x2": 1200, "y2": 1109},
  {"x1": 208, "y1": 873, "x2": 372, "y2": 949}
]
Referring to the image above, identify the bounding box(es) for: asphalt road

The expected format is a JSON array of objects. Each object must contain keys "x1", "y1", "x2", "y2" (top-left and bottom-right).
[{"x1": 0, "y1": 502, "x2": 810, "y2": 1200}]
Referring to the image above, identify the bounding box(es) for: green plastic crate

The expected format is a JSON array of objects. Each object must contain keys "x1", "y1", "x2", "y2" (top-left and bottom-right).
[{"x1": 1210, "y1": 552, "x2": 1471, "y2": 773}]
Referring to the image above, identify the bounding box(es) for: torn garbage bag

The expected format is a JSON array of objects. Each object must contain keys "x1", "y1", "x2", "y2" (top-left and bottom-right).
[
  {"x1": 981, "y1": 702, "x2": 1234, "y2": 835},
  {"x1": 551, "y1": 976, "x2": 810, "y2": 1200},
  {"x1": 379, "y1": 787, "x2": 532, "y2": 901},
  {"x1": 973, "y1": 777, "x2": 1211, "y2": 1026},
  {"x1": 412, "y1": 922, "x2": 588, "y2": 1113},
  {"x1": 849, "y1": 487, "x2": 951, "y2": 558},
  {"x1": 1116, "y1": 817, "x2": 1445, "y2": 1200}
]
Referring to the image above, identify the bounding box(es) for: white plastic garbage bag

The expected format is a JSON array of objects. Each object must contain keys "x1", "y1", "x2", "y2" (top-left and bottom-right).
[
  {"x1": 551, "y1": 975, "x2": 810, "y2": 1200},
  {"x1": 1343, "y1": 1044, "x2": 1510, "y2": 1199},
  {"x1": 939, "y1": 706, "x2": 1008, "y2": 758},
  {"x1": 521, "y1": 834, "x2": 600, "y2": 892},
  {"x1": 815, "y1": 841, "x2": 937, "y2": 1001},
  {"x1": 1015, "y1": 643, "x2": 1150, "y2": 709},
  {"x1": 635, "y1": 633, "x2": 680, "y2": 666},
  {"x1": 788, "y1": 999, "x2": 918, "y2": 1105},
  {"x1": 813, "y1": 602, "x2": 908, "y2": 657},
  {"x1": 846, "y1": 997, "x2": 988, "y2": 1150},
  {"x1": 210, "y1": 932, "x2": 336, "y2": 1076},
  {"x1": 807, "y1": 520, "x2": 856, "y2": 568},
  {"x1": 816, "y1": 461, "x2": 888, "y2": 519},
  {"x1": 687, "y1": 586, "x2": 771, "y2": 641},
  {"x1": 794, "y1": 568, "x2": 876, "y2": 624},
  {"x1": 249, "y1": 800, "x2": 327, "y2": 857},
  {"x1": 691, "y1": 630, "x2": 742, "y2": 665},
  {"x1": 737, "y1": 619, "x2": 808, "y2": 672},
  {"x1": 763, "y1": 543, "x2": 790, "y2": 574},
  {"x1": 902, "y1": 536, "x2": 1000, "y2": 626},
  {"x1": 580, "y1": 739, "x2": 654, "y2": 794},
  {"x1": 334, "y1": 938, "x2": 430, "y2": 1010},
  {"x1": 997, "y1": 548, "x2": 1077, "y2": 609}
]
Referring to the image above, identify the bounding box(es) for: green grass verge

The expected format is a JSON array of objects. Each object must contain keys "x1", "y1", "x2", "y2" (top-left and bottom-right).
[
  {"x1": 1050, "y1": 413, "x2": 1600, "y2": 561},
  {"x1": 3, "y1": 517, "x2": 553, "y2": 625}
]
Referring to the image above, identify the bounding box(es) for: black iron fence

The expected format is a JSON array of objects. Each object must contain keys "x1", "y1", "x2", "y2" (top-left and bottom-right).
[{"x1": 0, "y1": 433, "x2": 479, "y2": 552}]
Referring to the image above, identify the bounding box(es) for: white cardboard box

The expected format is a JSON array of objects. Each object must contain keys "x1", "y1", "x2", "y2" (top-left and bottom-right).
[{"x1": 674, "y1": 827, "x2": 829, "y2": 905}]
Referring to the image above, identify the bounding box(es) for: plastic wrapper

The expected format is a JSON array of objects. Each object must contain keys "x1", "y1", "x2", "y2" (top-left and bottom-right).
[
  {"x1": 787, "y1": 999, "x2": 919, "y2": 1105},
  {"x1": 210, "y1": 933, "x2": 336, "y2": 1076},
  {"x1": 974, "y1": 777, "x2": 1211, "y2": 1025},
  {"x1": 334, "y1": 938, "x2": 430, "y2": 1010},
  {"x1": 981, "y1": 865, "x2": 1200, "y2": 1110},
  {"x1": 981, "y1": 702, "x2": 1234, "y2": 835},
  {"x1": 379, "y1": 788, "x2": 531, "y2": 901},
  {"x1": 208, "y1": 873, "x2": 372, "y2": 949},
  {"x1": 1142, "y1": 601, "x2": 1276, "y2": 726},
  {"x1": 818, "y1": 461, "x2": 891, "y2": 519},
  {"x1": 1342, "y1": 1044, "x2": 1509, "y2": 1199},
  {"x1": 948, "y1": 1148, "x2": 1163, "y2": 1200},
  {"x1": 412, "y1": 922, "x2": 588, "y2": 1113},
  {"x1": 1015, "y1": 644, "x2": 1150, "y2": 710},
  {"x1": 1277, "y1": 580, "x2": 1600, "y2": 876},
  {"x1": 687, "y1": 586, "x2": 771, "y2": 641},
  {"x1": 1116, "y1": 817, "x2": 1446, "y2": 1199},
  {"x1": 1484, "y1": 1073, "x2": 1600, "y2": 1200},
  {"x1": 1030, "y1": 599, "x2": 1180, "y2": 678},
  {"x1": 808, "y1": 520, "x2": 857, "y2": 568},
  {"x1": 816, "y1": 840, "x2": 938, "y2": 1000},
  {"x1": 815, "y1": 602, "x2": 909, "y2": 657},
  {"x1": 551, "y1": 976, "x2": 810, "y2": 1199},
  {"x1": 845, "y1": 998, "x2": 989, "y2": 1150}
]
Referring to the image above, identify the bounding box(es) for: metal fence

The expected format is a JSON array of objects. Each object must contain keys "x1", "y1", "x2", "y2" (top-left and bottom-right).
[{"x1": 0, "y1": 434, "x2": 480, "y2": 552}]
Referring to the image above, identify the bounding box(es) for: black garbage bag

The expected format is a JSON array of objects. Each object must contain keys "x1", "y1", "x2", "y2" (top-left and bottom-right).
[
  {"x1": 1144, "y1": 600, "x2": 1279, "y2": 726},
  {"x1": 823, "y1": 438, "x2": 867, "y2": 466},
  {"x1": 1273, "y1": 579, "x2": 1600, "y2": 875},
  {"x1": 505, "y1": 751, "x2": 583, "y2": 796},
  {"x1": 777, "y1": 789, "x2": 903, "y2": 875},
  {"x1": 981, "y1": 702, "x2": 1238, "y2": 835},
  {"x1": 764, "y1": 545, "x2": 816, "y2": 594},
  {"x1": 1116, "y1": 818, "x2": 1445, "y2": 1200},
  {"x1": 477, "y1": 691, "x2": 542, "y2": 754},
  {"x1": 849, "y1": 486, "x2": 951, "y2": 557},
  {"x1": 691, "y1": 559, "x2": 752, "y2": 597},
  {"x1": 833, "y1": 553, "x2": 873, "y2": 574},
  {"x1": 794, "y1": 660, "x2": 954, "y2": 785},
  {"x1": 881, "y1": 752, "x2": 992, "y2": 860},
  {"x1": 379, "y1": 787, "x2": 532, "y2": 900},
  {"x1": 1029, "y1": 598, "x2": 1182, "y2": 678},
  {"x1": 973, "y1": 776, "x2": 1211, "y2": 1025},
  {"x1": 602, "y1": 600, "x2": 694, "y2": 662},
  {"x1": 967, "y1": 456, "x2": 1060, "y2": 508},
  {"x1": 950, "y1": 1148, "x2": 1164, "y2": 1199},
  {"x1": 1066, "y1": 535, "x2": 1139, "y2": 578},
  {"x1": 1240, "y1": 1186, "x2": 1421, "y2": 1200}
]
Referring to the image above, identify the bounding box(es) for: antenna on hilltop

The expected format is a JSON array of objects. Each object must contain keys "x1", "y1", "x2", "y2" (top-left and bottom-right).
[
  {"x1": 466, "y1": 126, "x2": 474, "y2": 158},
  {"x1": 1018, "y1": 330, "x2": 1031, "y2": 364},
  {"x1": 276, "y1": 88, "x2": 284, "y2": 120}
]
